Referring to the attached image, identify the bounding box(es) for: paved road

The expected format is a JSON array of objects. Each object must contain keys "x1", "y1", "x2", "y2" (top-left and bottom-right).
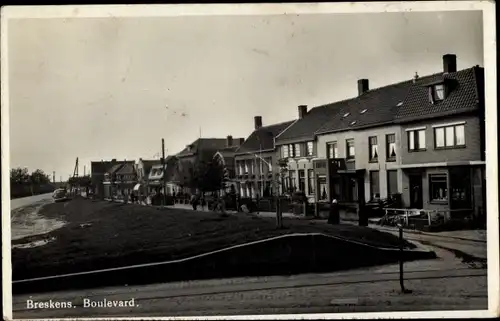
[
  {"x1": 12, "y1": 244, "x2": 487, "y2": 318},
  {"x1": 10, "y1": 193, "x2": 53, "y2": 210},
  {"x1": 12, "y1": 266, "x2": 486, "y2": 318}
]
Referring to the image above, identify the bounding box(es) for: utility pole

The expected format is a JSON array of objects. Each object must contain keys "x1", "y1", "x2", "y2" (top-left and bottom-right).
[
  {"x1": 84, "y1": 165, "x2": 86, "y2": 176},
  {"x1": 162, "y1": 138, "x2": 167, "y2": 207},
  {"x1": 53, "y1": 171, "x2": 55, "y2": 183}
]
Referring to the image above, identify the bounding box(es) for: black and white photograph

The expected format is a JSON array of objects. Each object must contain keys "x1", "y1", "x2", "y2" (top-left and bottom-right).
[{"x1": 2, "y1": 2, "x2": 498, "y2": 319}]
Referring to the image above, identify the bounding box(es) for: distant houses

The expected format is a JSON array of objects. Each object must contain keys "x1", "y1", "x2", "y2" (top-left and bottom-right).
[{"x1": 89, "y1": 54, "x2": 486, "y2": 219}]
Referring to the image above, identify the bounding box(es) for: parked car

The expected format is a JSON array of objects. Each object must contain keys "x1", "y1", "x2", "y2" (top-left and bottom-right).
[{"x1": 52, "y1": 188, "x2": 68, "y2": 203}]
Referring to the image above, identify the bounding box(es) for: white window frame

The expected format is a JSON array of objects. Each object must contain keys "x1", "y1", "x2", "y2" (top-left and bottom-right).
[
  {"x1": 433, "y1": 123, "x2": 466, "y2": 149},
  {"x1": 306, "y1": 141, "x2": 314, "y2": 156}
]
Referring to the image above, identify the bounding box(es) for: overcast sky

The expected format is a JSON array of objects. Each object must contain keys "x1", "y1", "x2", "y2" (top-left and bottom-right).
[{"x1": 7, "y1": 10, "x2": 483, "y2": 180}]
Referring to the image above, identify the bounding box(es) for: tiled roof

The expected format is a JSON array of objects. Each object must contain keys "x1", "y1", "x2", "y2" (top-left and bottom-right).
[
  {"x1": 236, "y1": 120, "x2": 295, "y2": 154},
  {"x1": 278, "y1": 66, "x2": 482, "y2": 139},
  {"x1": 107, "y1": 164, "x2": 124, "y2": 174},
  {"x1": 116, "y1": 162, "x2": 136, "y2": 175},
  {"x1": 394, "y1": 67, "x2": 482, "y2": 122},
  {"x1": 276, "y1": 106, "x2": 337, "y2": 142},
  {"x1": 176, "y1": 138, "x2": 244, "y2": 157},
  {"x1": 315, "y1": 80, "x2": 412, "y2": 134}
]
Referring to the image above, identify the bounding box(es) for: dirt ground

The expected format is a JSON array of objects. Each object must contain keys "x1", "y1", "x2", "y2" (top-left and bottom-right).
[{"x1": 11, "y1": 197, "x2": 415, "y2": 280}]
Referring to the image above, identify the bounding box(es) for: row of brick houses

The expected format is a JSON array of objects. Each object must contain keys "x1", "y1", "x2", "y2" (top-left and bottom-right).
[{"x1": 90, "y1": 54, "x2": 486, "y2": 218}]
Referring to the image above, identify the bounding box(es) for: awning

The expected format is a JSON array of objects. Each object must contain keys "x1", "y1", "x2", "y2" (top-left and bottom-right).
[{"x1": 133, "y1": 184, "x2": 141, "y2": 191}]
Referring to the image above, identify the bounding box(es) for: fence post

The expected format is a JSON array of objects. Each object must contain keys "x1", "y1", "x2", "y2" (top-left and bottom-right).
[
  {"x1": 427, "y1": 210, "x2": 432, "y2": 226},
  {"x1": 398, "y1": 222, "x2": 412, "y2": 294},
  {"x1": 405, "y1": 210, "x2": 409, "y2": 226}
]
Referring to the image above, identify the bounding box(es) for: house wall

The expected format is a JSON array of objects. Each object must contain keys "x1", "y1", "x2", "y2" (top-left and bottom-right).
[
  {"x1": 234, "y1": 150, "x2": 279, "y2": 198},
  {"x1": 400, "y1": 114, "x2": 482, "y2": 165},
  {"x1": 315, "y1": 125, "x2": 404, "y2": 203}
]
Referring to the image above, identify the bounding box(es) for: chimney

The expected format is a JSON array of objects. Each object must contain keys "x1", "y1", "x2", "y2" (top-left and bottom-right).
[
  {"x1": 358, "y1": 79, "x2": 369, "y2": 95},
  {"x1": 226, "y1": 135, "x2": 233, "y2": 147},
  {"x1": 298, "y1": 105, "x2": 308, "y2": 119},
  {"x1": 443, "y1": 54, "x2": 457, "y2": 73},
  {"x1": 254, "y1": 116, "x2": 263, "y2": 130},
  {"x1": 239, "y1": 138, "x2": 245, "y2": 145},
  {"x1": 111, "y1": 159, "x2": 117, "y2": 163}
]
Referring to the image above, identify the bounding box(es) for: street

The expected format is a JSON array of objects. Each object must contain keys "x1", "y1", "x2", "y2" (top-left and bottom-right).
[{"x1": 10, "y1": 196, "x2": 488, "y2": 318}]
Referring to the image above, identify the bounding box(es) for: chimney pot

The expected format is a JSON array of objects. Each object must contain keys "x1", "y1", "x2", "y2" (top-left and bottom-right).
[
  {"x1": 226, "y1": 135, "x2": 233, "y2": 147},
  {"x1": 443, "y1": 54, "x2": 457, "y2": 73},
  {"x1": 298, "y1": 105, "x2": 308, "y2": 119},
  {"x1": 254, "y1": 116, "x2": 263, "y2": 130},
  {"x1": 358, "y1": 79, "x2": 369, "y2": 95}
]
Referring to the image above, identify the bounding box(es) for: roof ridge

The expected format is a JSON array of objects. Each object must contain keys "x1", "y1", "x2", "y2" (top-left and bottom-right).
[{"x1": 307, "y1": 66, "x2": 477, "y2": 114}]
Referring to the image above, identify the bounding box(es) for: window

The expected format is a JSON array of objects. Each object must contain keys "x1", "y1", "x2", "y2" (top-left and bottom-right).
[
  {"x1": 408, "y1": 129, "x2": 426, "y2": 151},
  {"x1": 346, "y1": 139, "x2": 355, "y2": 159},
  {"x1": 294, "y1": 144, "x2": 301, "y2": 157},
  {"x1": 429, "y1": 84, "x2": 445, "y2": 104},
  {"x1": 434, "y1": 124, "x2": 466, "y2": 149},
  {"x1": 318, "y1": 176, "x2": 328, "y2": 200},
  {"x1": 386, "y1": 134, "x2": 396, "y2": 161},
  {"x1": 429, "y1": 173, "x2": 448, "y2": 203},
  {"x1": 244, "y1": 161, "x2": 249, "y2": 174},
  {"x1": 290, "y1": 171, "x2": 297, "y2": 191},
  {"x1": 283, "y1": 145, "x2": 289, "y2": 158},
  {"x1": 387, "y1": 170, "x2": 398, "y2": 197},
  {"x1": 298, "y1": 170, "x2": 305, "y2": 192},
  {"x1": 266, "y1": 157, "x2": 272, "y2": 172},
  {"x1": 307, "y1": 169, "x2": 315, "y2": 194},
  {"x1": 327, "y1": 142, "x2": 338, "y2": 159},
  {"x1": 306, "y1": 141, "x2": 314, "y2": 156},
  {"x1": 434, "y1": 84, "x2": 445, "y2": 101},
  {"x1": 369, "y1": 136, "x2": 378, "y2": 162},
  {"x1": 369, "y1": 171, "x2": 380, "y2": 200}
]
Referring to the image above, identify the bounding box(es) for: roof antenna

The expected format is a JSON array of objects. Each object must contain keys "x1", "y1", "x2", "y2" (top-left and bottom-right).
[{"x1": 413, "y1": 72, "x2": 419, "y2": 83}]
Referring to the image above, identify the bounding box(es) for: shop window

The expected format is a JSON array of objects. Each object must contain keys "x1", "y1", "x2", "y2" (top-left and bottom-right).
[
  {"x1": 318, "y1": 176, "x2": 328, "y2": 200},
  {"x1": 429, "y1": 173, "x2": 448, "y2": 203}
]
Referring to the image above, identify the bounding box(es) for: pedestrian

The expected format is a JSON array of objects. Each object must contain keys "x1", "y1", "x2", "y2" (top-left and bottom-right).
[
  {"x1": 200, "y1": 196, "x2": 206, "y2": 211},
  {"x1": 328, "y1": 198, "x2": 340, "y2": 224},
  {"x1": 191, "y1": 194, "x2": 198, "y2": 211}
]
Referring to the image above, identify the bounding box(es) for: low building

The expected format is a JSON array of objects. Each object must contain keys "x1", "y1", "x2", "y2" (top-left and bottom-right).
[
  {"x1": 171, "y1": 136, "x2": 243, "y2": 194},
  {"x1": 147, "y1": 156, "x2": 178, "y2": 195},
  {"x1": 102, "y1": 160, "x2": 135, "y2": 199},
  {"x1": 234, "y1": 116, "x2": 294, "y2": 199}
]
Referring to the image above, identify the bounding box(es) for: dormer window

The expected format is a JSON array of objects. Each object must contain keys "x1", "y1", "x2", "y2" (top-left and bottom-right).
[
  {"x1": 343, "y1": 112, "x2": 350, "y2": 118},
  {"x1": 429, "y1": 83, "x2": 446, "y2": 104},
  {"x1": 434, "y1": 84, "x2": 445, "y2": 100},
  {"x1": 360, "y1": 109, "x2": 367, "y2": 114}
]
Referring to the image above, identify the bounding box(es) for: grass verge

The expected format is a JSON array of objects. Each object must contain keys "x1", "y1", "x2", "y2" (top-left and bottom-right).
[{"x1": 12, "y1": 197, "x2": 416, "y2": 280}]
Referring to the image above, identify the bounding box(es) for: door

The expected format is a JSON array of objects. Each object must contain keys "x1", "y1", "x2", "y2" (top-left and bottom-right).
[
  {"x1": 409, "y1": 174, "x2": 423, "y2": 209},
  {"x1": 449, "y1": 166, "x2": 472, "y2": 210}
]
